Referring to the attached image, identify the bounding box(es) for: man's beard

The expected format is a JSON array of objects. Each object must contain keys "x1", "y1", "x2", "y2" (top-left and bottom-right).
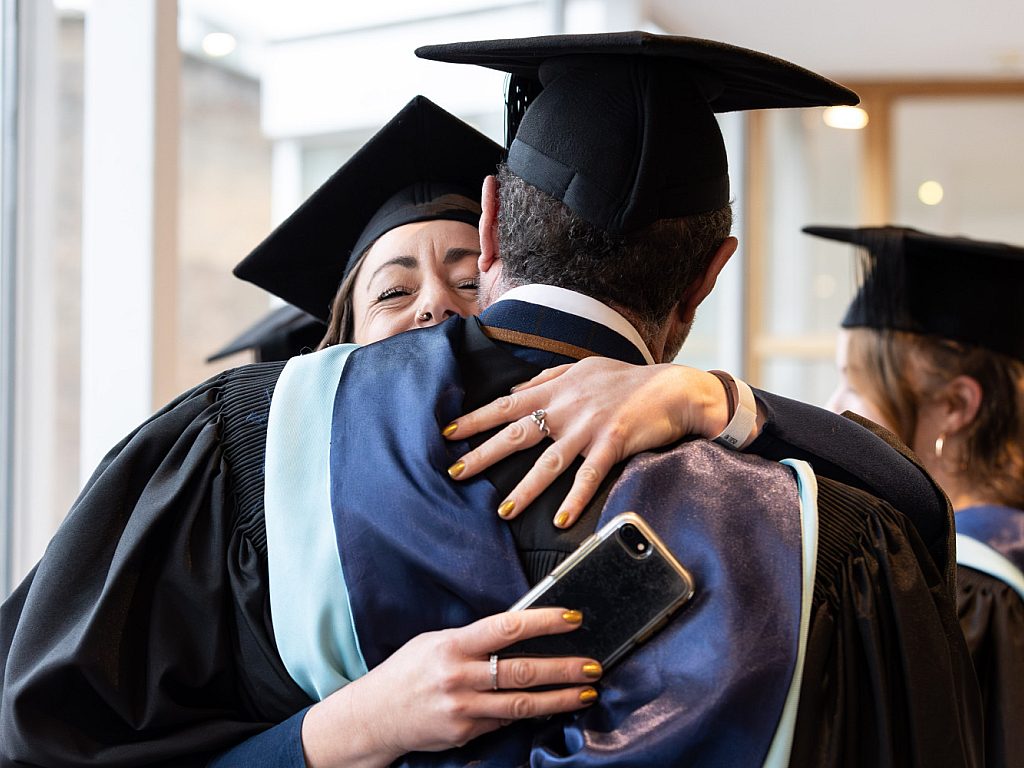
[
  {"x1": 477, "y1": 274, "x2": 512, "y2": 313},
  {"x1": 662, "y1": 322, "x2": 692, "y2": 363}
]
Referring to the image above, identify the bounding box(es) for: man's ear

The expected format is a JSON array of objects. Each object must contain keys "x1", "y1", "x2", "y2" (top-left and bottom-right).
[
  {"x1": 478, "y1": 175, "x2": 500, "y2": 274},
  {"x1": 676, "y1": 236, "x2": 738, "y2": 324}
]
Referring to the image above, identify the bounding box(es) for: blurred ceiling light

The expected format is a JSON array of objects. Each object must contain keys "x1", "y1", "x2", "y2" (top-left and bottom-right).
[
  {"x1": 822, "y1": 106, "x2": 869, "y2": 130},
  {"x1": 202, "y1": 32, "x2": 237, "y2": 58},
  {"x1": 918, "y1": 180, "x2": 944, "y2": 206}
]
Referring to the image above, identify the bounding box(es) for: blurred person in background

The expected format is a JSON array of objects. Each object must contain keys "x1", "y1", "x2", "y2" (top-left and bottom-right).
[
  {"x1": 810, "y1": 224, "x2": 1024, "y2": 768},
  {"x1": 206, "y1": 304, "x2": 326, "y2": 365}
]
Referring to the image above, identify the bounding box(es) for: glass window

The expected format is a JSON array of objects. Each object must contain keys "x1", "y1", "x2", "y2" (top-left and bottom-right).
[
  {"x1": 892, "y1": 96, "x2": 1024, "y2": 244},
  {"x1": 53, "y1": 10, "x2": 83, "y2": 525},
  {"x1": 751, "y1": 107, "x2": 864, "y2": 405},
  {"x1": 176, "y1": 49, "x2": 274, "y2": 387},
  {"x1": 0, "y1": 0, "x2": 13, "y2": 595},
  {"x1": 678, "y1": 111, "x2": 746, "y2": 374}
]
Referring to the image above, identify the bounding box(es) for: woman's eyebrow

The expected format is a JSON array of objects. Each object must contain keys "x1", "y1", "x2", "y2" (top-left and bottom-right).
[
  {"x1": 443, "y1": 247, "x2": 481, "y2": 264},
  {"x1": 369, "y1": 255, "x2": 418, "y2": 282}
]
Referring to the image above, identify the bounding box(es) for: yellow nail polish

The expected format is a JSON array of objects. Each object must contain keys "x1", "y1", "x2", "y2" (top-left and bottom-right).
[
  {"x1": 498, "y1": 500, "x2": 516, "y2": 519},
  {"x1": 582, "y1": 662, "x2": 603, "y2": 679},
  {"x1": 579, "y1": 688, "x2": 599, "y2": 704},
  {"x1": 562, "y1": 609, "x2": 583, "y2": 624},
  {"x1": 441, "y1": 422, "x2": 459, "y2": 437},
  {"x1": 447, "y1": 461, "x2": 466, "y2": 479},
  {"x1": 554, "y1": 511, "x2": 570, "y2": 528}
]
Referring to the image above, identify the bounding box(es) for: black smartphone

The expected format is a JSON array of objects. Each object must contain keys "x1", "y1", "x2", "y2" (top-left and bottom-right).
[{"x1": 501, "y1": 512, "x2": 696, "y2": 669}]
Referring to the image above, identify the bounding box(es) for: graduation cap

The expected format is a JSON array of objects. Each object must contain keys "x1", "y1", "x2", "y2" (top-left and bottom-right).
[
  {"x1": 207, "y1": 304, "x2": 327, "y2": 363},
  {"x1": 233, "y1": 96, "x2": 503, "y2": 322},
  {"x1": 804, "y1": 225, "x2": 1024, "y2": 361},
  {"x1": 416, "y1": 32, "x2": 858, "y2": 234}
]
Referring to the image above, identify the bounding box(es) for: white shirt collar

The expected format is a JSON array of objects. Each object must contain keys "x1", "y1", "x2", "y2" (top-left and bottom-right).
[{"x1": 491, "y1": 284, "x2": 655, "y2": 365}]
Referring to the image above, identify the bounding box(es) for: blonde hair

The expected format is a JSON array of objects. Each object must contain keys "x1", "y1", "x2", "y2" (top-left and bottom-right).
[{"x1": 847, "y1": 328, "x2": 1024, "y2": 509}]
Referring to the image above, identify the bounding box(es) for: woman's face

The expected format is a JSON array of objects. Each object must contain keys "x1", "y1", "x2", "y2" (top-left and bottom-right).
[
  {"x1": 825, "y1": 329, "x2": 892, "y2": 430},
  {"x1": 350, "y1": 220, "x2": 482, "y2": 345}
]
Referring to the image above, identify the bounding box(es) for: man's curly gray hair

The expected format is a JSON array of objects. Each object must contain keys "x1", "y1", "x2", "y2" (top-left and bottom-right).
[{"x1": 495, "y1": 164, "x2": 732, "y2": 342}]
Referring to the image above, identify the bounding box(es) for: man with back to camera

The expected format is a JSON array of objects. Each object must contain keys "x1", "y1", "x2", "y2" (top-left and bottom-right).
[{"x1": 212, "y1": 32, "x2": 981, "y2": 767}]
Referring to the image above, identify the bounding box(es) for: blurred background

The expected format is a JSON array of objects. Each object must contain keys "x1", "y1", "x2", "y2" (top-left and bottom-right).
[{"x1": 2, "y1": 0, "x2": 1023, "y2": 592}]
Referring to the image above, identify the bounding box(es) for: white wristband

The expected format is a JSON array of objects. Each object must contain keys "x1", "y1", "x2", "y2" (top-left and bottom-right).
[{"x1": 711, "y1": 372, "x2": 758, "y2": 450}]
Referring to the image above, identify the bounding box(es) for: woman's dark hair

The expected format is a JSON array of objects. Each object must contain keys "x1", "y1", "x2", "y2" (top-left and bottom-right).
[
  {"x1": 496, "y1": 164, "x2": 732, "y2": 341},
  {"x1": 847, "y1": 328, "x2": 1024, "y2": 509}
]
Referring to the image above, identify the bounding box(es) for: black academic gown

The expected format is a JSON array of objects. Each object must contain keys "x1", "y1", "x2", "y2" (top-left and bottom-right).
[
  {"x1": 955, "y1": 504, "x2": 1024, "y2": 768},
  {"x1": 0, "y1": 364, "x2": 312, "y2": 767},
  {"x1": 958, "y1": 567, "x2": 1024, "y2": 768},
  {"x1": 748, "y1": 396, "x2": 983, "y2": 764},
  {"x1": 221, "y1": 308, "x2": 982, "y2": 766},
  {"x1": 1, "y1": 311, "x2": 981, "y2": 766}
]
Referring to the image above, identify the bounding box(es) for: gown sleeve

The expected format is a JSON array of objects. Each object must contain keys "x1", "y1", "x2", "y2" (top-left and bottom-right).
[
  {"x1": 745, "y1": 391, "x2": 981, "y2": 764},
  {"x1": 957, "y1": 565, "x2": 1024, "y2": 768},
  {"x1": 0, "y1": 364, "x2": 311, "y2": 768},
  {"x1": 789, "y1": 477, "x2": 983, "y2": 767},
  {"x1": 749, "y1": 388, "x2": 955, "y2": 579}
]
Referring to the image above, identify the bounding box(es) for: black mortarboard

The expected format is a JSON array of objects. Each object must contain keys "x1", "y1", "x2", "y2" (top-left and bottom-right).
[
  {"x1": 416, "y1": 32, "x2": 858, "y2": 234},
  {"x1": 804, "y1": 225, "x2": 1024, "y2": 361},
  {"x1": 233, "y1": 96, "x2": 503, "y2": 322},
  {"x1": 207, "y1": 304, "x2": 327, "y2": 363}
]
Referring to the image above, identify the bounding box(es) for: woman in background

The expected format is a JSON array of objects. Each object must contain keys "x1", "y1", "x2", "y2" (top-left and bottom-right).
[{"x1": 811, "y1": 224, "x2": 1024, "y2": 768}]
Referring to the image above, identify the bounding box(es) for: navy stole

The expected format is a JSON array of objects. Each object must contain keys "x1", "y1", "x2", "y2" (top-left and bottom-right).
[
  {"x1": 330, "y1": 318, "x2": 804, "y2": 766},
  {"x1": 957, "y1": 505, "x2": 1024, "y2": 571},
  {"x1": 460, "y1": 318, "x2": 617, "y2": 583},
  {"x1": 479, "y1": 298, "x2": 649, "y2": 367}
]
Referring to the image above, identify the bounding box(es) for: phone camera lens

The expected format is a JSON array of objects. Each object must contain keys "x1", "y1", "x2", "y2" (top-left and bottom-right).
[{"x1": 618, "y1": 523, "x2": 652, "y2": 560}]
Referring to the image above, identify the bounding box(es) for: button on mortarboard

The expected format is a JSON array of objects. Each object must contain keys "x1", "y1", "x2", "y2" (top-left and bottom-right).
[
  {"x1": 417, "y1": 32, "x2": 858, "y2": 234},
  {"x1": 804, "y1": 225, "x2": 1024, "y2": 361},
  {"x1": 233, "y1": 96, "x2": 502, "y2": 322}
]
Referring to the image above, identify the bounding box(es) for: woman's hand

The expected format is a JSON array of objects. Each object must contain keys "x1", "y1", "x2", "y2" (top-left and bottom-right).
[
  {"x1": 301, "y1": 608, "x2": 601, "y2": 768},
  {"x1": 443, "y1": 358, "x2": 732, "y2": 529}
]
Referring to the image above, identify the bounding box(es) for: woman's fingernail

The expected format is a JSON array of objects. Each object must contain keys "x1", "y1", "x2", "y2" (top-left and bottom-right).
[
  {"x1": 579, "y1": 688, "x2": 599, "y2": 704},
  {"x1": 447, "y1": 461, "x2": 466, "y2": 479},
  {"x1": 509, "y1": 384, "x2": 519, "y2": 393},
  {"x1": 582, "y1": 662, "x2": 603, "y2": 679},
  {"x1": 562, "y1": 609, "x2": 583, "y2": 624},
  {"x1": 498, "y1": 500, "x2": 516, "y2": 518},
  {"x1": 441, "y1": 422, "x2": 459, "y2": 437},
  {"x1": 554, "y1": 511, "x2": 570, "y2": 528}
]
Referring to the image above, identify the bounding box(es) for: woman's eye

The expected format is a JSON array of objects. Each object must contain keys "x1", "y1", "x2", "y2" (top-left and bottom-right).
[
  {"x1": 457, "y1": 279, "x2": 480, "y2": 291},
  {"x1": 376, "y1": 286, "x2": 413, "y2": 302}
]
